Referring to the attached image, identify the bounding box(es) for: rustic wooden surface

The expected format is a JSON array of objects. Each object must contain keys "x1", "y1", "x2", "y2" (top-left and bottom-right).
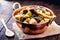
[{"x1": 0, "y1": 1, "x2": 60, "y2": 40}]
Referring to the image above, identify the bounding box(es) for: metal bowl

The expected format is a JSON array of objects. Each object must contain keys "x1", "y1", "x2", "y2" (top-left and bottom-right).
[{"x1": 13, "y1": 5, "x2": 55, "y2": 35}]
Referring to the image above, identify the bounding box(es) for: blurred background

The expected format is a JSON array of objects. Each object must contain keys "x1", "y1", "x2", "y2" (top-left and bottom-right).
[{"x1": 0, "y1": 0, "x2": 60, "y2": 5}]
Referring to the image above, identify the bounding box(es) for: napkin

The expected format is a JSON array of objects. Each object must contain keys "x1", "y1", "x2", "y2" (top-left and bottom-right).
[{"x1": 12, "y1": 21, "x2": 60, "y2": 39}]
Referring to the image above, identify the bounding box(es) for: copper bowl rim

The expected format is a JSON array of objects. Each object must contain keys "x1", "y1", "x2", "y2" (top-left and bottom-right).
[{"x1": 12, "y1": 5, "x2": 54, "y2": 25}]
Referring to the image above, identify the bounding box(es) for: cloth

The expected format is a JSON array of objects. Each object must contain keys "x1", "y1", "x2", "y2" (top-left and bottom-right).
[{"x1": 13, "y1": 21, "x2": 60, "y2": 39}]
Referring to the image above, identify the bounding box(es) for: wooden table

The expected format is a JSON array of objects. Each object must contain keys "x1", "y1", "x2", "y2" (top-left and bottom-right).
[{"x1": 0, "y1": 1, "x2": 60, "y2": 40}]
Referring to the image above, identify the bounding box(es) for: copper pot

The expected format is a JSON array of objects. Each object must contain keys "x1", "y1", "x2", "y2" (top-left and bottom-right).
[{"x1": 13, "y1": 2, "x2": 56, "y2": 35}]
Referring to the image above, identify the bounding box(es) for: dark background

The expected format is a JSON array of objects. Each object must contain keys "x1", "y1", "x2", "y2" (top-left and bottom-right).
[{"x1": 6, "y1": 0, "x2": 60, "y2": 5}]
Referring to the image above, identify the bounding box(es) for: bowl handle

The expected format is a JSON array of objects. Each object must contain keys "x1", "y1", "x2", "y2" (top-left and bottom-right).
[
  {"x1": 13, "y1": 2, "x2": 21, "y2": 10},
  {"x1": 48, "y1": 15, "x2": 56, "y2": 25}
]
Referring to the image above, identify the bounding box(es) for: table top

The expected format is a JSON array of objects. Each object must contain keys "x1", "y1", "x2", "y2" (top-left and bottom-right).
[{"x1": 0, "y1": 1, "x2": 60, "y2": 40}]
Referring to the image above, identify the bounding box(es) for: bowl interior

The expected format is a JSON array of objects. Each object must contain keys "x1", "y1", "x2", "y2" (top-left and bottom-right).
[{"x1": 13, "y1": 5, "x2": 54, "y2": 25}]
